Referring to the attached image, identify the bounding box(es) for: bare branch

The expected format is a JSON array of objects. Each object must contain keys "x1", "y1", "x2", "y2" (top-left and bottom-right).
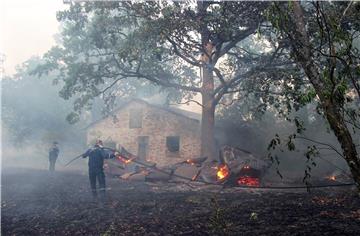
[
  {"x1": 169, "y1": 99, "x2": 204, "y2": 108},
  {"x1": 296, "y1": 136, "x2": 345, "y2": 159},
  {"x1": 166, "y1": 36, "x2": 201, "y2": 67},
  {"x1": 98, "y1": 76, "x2": 125, "y2": 96},
  {"x1": 111, "y1": 54, "x2": 201, "y2": 93}
]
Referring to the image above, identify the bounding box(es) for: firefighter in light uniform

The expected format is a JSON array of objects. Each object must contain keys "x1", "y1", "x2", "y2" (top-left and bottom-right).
[{"x1": 82, "y1": 140, "x2": 116, "y2": 201}]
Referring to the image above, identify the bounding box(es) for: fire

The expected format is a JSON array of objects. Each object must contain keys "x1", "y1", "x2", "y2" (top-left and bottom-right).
[
  {"x1": 217, "y1": 164, "x2": 229, "y2": 181},
  {"x1": 118, "y1": 156, "x2": 134, "y2": 164},
  {"x1": 328, "y1": 175, "x2": 336, "y2": 181},
  {"x1": 237, "y1": 176, "x2": 260, "y2": 187},
  {"x1": 186, "y1": 159, "x2": 195, "y2": 165}
]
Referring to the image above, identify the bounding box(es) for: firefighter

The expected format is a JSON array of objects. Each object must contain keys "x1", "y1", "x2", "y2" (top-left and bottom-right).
[
  {"x1": 82, "y1": 140, "x2": 116, "y2": 201},
  {"x1": 48, "y1": 141, "x2": 60, "y2": 172}
]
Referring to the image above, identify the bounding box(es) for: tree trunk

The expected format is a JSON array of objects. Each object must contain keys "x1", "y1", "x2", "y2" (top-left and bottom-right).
[
  {"x1": 201, "y1": 66, "x2": 216, "y2": 160},
  {"x1": 323, "y1": 101, "x2": 360, "y2": 191},
  {"x1": 198, "y1": 1, "x2": 217, "y2": 161}
]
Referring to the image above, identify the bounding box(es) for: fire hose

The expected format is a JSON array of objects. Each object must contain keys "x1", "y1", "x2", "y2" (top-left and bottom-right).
[
  {"x1": 64, "y1": 153, "x2": 85, "y2": 166},
  {"x1": 65, "y1": 146, "x2": 357, "y2": 190}
]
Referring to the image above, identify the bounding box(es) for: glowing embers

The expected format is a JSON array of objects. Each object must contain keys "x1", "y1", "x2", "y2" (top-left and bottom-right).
[
  {"x1": 186, "y1": 159, "x2": 195, "y2": 165},
  {"x1": 185, "y1": 157, "x2": 208, "y2": 166},
  {"x1": 217, "y1": 164, "x2": 230, "y2": 181},
  {"x1": 328, "y1": 175, "x2": 336, "y2": 181},
  {"x1": 237, "y1": 176, "x2": 260, "y2": 187},
  {"x1": 118, "y1": 155, "x2": 135, "y2": 164}
]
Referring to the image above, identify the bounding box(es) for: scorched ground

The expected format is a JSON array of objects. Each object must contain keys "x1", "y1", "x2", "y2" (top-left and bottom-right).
[{"x1": 1, "y1": 168, "x2": 359, "y2": 235}]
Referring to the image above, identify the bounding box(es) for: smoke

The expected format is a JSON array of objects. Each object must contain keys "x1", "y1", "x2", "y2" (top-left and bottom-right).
[
  {"x1": 1, "y1": 57, "x2": 90, "y2": 172},
  {"x1": 216, "y1": 105, "x2": 355, "y2": 183}
]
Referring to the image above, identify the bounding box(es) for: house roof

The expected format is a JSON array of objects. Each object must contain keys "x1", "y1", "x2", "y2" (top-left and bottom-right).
[{"x1": 85, "y1": 98, "x2": 201, "y2": 129}]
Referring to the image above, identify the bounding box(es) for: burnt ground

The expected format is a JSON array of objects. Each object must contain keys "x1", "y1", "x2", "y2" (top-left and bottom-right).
[{"x1": 1, "y1": 168, "x2": 360, "y2": 236}]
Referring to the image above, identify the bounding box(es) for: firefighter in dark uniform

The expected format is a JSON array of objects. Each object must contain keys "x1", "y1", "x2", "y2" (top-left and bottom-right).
[
  {"x1": 48, "y1": 141, "x2": 60, "y2": 172},
  {"x1": 82, "y1": 140, "x2": 116, "y2": 200}
]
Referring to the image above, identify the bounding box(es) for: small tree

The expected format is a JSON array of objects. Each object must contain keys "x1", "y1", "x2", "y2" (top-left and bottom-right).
[{"x1": 267, "y1": 1, "x2": 360, "y2": 189}]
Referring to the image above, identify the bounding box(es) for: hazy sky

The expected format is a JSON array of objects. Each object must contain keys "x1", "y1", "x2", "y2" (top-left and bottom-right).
[
  {"x1": 0, "y1": 0, "x2": 202, "y2": 112},
  {"x1": 0, "y1": 0, "x2": 67, "y2": 76}
]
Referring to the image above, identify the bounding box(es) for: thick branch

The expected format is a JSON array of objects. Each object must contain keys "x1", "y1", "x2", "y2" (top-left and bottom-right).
[
  {"x1": 111, "y1": 55, "x2": 201, "y2": 93},
  {"x1": 166, "y1": 36, "x2": 201, "y2": 67},
  {"x1": 216, "y1": 27, "x2": 257, "y2": 61}
]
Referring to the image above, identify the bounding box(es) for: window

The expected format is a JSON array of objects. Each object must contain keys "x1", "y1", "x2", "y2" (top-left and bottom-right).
[
  {"x1": 129, "y1": 109, "x2": 142, "y2": 128},
  {"x1": 166, "y1": 136, "x2": 180, "y2": 152}
]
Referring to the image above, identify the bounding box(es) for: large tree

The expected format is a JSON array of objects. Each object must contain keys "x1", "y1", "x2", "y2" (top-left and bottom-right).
[{"x1": 34, "y1": 1, "x2": 281, "y2": 160}]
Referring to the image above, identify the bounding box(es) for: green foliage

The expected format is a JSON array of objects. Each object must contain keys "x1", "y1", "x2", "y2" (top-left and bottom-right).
[
  {"x1": 299, "y1": 89, "x2": 316, "y2": 106},
  {"x1": 287, "y1": 135, "x2": 296, "y2": 151},
  {"x1": 209, "y1": 196, "x2": 228, "y2": 235},
  {"x1": 294, "y1": 117, "x2": 305, "y2": 134},
  {"x1": 303, "y1": 145, "x2": 319, "y2": 189},
  {"x1": 268, "y1": 134, "x2": 281, "y2": 151},
  {"x1": 32, "y1": 1, "x2": 271, "y2": 124}
]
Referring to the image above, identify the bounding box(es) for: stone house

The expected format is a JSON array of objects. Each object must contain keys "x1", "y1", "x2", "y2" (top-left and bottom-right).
[{"x1": 86, "y1": 99, "x2": 201, "y2": 167}]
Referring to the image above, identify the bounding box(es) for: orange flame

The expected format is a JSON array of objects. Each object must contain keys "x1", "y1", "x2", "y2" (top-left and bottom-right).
[
  {"x1": 329, "y1": 175, "x2": 336, "y2": 181},
  {"x1": 191, "y1": 175, "x2": 197, "y2": 181},
  {"x1": 186, "y1": 159, "x2": 195, "y2": 165},
  {"x1": 217, "y1": 164, "x2": 229, "y2": 181},
  {"x1": 118, "y1": 156, "x2": 134, "y2": 164}
]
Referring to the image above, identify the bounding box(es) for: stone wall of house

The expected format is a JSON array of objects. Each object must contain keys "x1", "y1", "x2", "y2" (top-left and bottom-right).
[{"x1": 87, "y1": 101, "x2": 201, "y2": 166}]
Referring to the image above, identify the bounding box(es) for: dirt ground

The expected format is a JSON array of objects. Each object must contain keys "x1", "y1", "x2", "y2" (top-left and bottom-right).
[{"x1": 1, "y1": 168, "x2": 360, "y2": 236}]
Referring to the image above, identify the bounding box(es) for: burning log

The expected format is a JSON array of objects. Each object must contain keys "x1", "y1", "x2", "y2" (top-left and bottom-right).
[
  {"x1": 185, "y1": 157, "x2": 208, "y2": 166},
  {"x1": 217, "y1": 164, "x2": 230, "y2": 182},
  {"x1": 200, "y1": 161, "x2": 220, "y2": 183},
  {"x1": 216, "y1": 145, "x2": 270, "y2": 186}
]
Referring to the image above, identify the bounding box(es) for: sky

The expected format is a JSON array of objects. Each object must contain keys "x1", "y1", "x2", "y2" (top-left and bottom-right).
[
  {"x1": 0, "y1": 0, "x2": 202, "y2": 112},
  {"x1": 0, "y1": 0, "x2": 67, "y2": 76}
]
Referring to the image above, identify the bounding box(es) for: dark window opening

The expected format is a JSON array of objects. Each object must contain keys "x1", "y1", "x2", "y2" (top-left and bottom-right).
[
  {"x1": 166, "y1": 136, "x2": 180, "y2": 152},
  {"x1": 129, "y1": 109, "x2": 142, "y2": 128}
]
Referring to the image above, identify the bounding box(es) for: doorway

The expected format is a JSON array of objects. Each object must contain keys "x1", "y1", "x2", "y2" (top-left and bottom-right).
[{"x1": 137, "y1": 136, "x2": 149, "y2": 160}]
